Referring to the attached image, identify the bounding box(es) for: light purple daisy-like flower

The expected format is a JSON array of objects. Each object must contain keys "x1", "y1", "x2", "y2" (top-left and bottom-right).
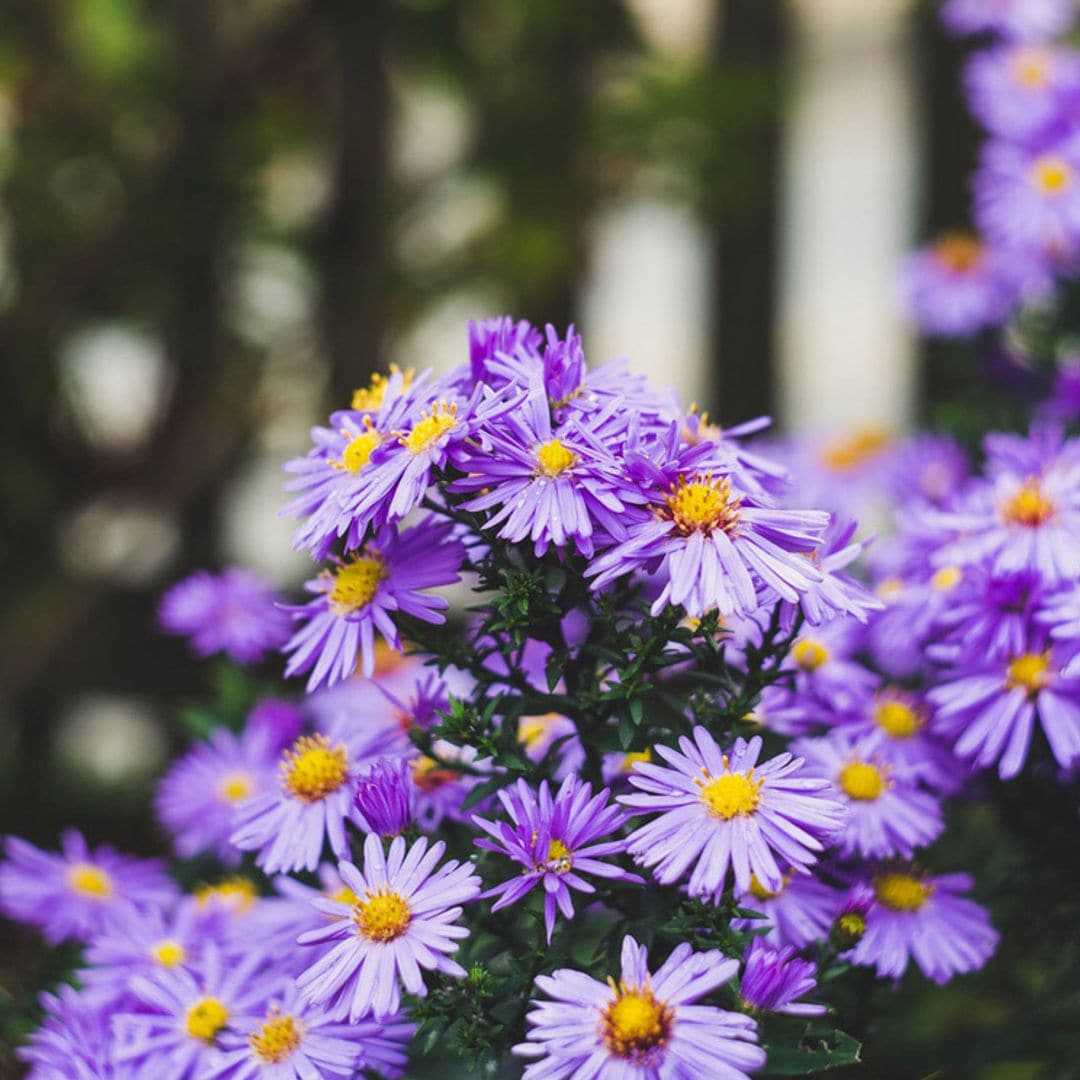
[
  {"x1": 410, "y1": 739, "x2": 496, "y2": 832},
  {"x1": 0, "y1": 830, "x2": 176, "y2": 945},
  {"x1": 203, "y1": 982, "x2": 414, "y2": 1079},
  {"x1": 620, "y1": 730, "x2": 847, "y2": 899},
  {"x1": 155, "y1": 725, "x2": 281, "y2": 864},
  {"x1": 282, "y1": 517, "x2": 465, "y2": 691},
  {"x1": 19, "y1": 986, "x2": 126, "y2": 1080},
  {"x1": 900, "y1": 232, "x2": 1021, "y2": 337},
  {"x1": 514, "y1": 934, "x2": 766, "y2": 1079},
  {"x1": 112, "y1": 948, "x2": 270, "y2": 1079},
  {"x1": 353, "y1": 757, "x2": 415, "y2": 838},
  {"x1": 781, "y1": 619, "x2": 879, "y2": 716},
  {"x1": 450, "y1": 387, "x2": 636, "y2": 557},
  {"x1": 473, "y1": 775, "x2": 642, "y2": 942},
  {"x1": 159, "y1": 568, "x2": 291, "y2": 664},
  {"x1": 965, "y1": 44, "x2": 1080, "y2": 142},
  {"x1": 929, "y1": 640, "x2": 1080, "y2": 777},
  {"x1": 587, "y1": 429, "x2": 830, "y2": 619},
  {"x1": 733, "y1": 872, "x2": 841, "y2": 950},
  {"x1": 844, "y1": 870, "x2": 998, "y2": 985},
  {"x1": 296, "y1": 834, "x2": 481, "y2": 1021},
  {"x1": 792, "y1": 734, "x2": 944, "y2": 860},
  {"x1": 230, "y1": 722, "x2": 402, "y2": 873},
  {"x1": 942, "y1": 0, "x2": 1076, "y2": 41},
  {"x1": 519, "y1": 711, "x2": 586, "y2": 780},
  {"x1": 739, "y1": 937, "x2": 825, "y2": 1017}
]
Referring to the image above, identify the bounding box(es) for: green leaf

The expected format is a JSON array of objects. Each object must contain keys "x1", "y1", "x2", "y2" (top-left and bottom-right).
[
  {"x1": 461, "y1": 773, "x2": 516, "y2": 811},
  {"x1": 762, "y1": 1026, "x2": 861, "y2": 1075}
]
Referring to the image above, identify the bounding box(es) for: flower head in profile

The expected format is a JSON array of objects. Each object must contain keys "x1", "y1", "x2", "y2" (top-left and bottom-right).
[
  {"x1": 296, "y1": 834, "x2": 481, "y2": 1021},
  {"x1": 353, "y1": 757, "x2": 415, "y2": 838},
  {"x1": 473, "y1": 775, "x2": 642, "y2": 941},
  {"x1": 513, "y1": 934, "x2": 766, "y2": 1079},
  {"x1": 0, "y1": 830, "x2": 176, "y2": 945},
  {"x1": 202, "y1": 981, "x2": 415, "y2": 1079},
  {"x1": 844, "y1": 869, "x2": 998, "y2": 985},
  {"x1": 282, "y1": 518, "x2": 465, "y2": 691},
  {"x1": 739, "y1": 937, "x2": 825, "y2": 1017},
  {"x1": 733, "y1": 872, "x2": 841, "y2": 950},
  {"x1": 159, "y1": 568, "x2": 291, "y2": 664},
  {"x1": 620, "y1": 730, "x2": 847, "y2": 899}
]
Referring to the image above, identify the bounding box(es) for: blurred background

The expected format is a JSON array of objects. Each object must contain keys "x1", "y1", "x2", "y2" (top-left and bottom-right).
[{"x1": 0, "y1": 0, "x2": 992, "y2": 1073}]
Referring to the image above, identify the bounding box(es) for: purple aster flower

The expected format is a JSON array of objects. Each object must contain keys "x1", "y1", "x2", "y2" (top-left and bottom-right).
[
  {"x1": 155, "y1": 725, "x2": 280, "y2": 864},
  {"x1": 203, "y1": 982, "x2": 414, "y2": 1079},
  {"x1": 159, "y1": 568, "x2": 291, "y2": 664},
  {"x1": 792, "y1": 734, "x2": 944, "y2": 859},
  {"x1": 468, "y1": 315, "x2": 543, "y2": 384},
  {"x1": 353, "y1": 757, "x2": 415, "y2": 838},
  {"x1": 112, "y1": 948, "x2": 270, "y2": 1079},
  {"x1": 900, "y1": 232, "x2": 1020, "y2": 337},
  {"x1": 739, "y1": 937, "x2": 825, "y2": 1017},
  {"x1": 0, "y1": 830, "x2": 176, "y2": 945},
  {"x1": 282, "y1": 517, "x2": 465, "y2": 691},
  {"x1": 19, "y1": 986, "x2": 125, "y2": 1080},
  {"x1": 473, "y1": 775, "x2": 642, "y2": 942},
  {"x1": 450, "y1": 387, "x2": 637, "y2": 557},
  {"x1": 844, "y1": 870, "x2": 998, "y2": 985},
  {"x1": 965, "y1": 44, "x2": 1080, "y2": 142},
  {"x1": 519, "y1": 711, "x2": 586, "y2": 780},
  {"x1": 296, "y1": 834, "x2": 481, "y2": 1020},
  {"x1": 928, "y1": 641, "x2": 1080, "y2": 777},
  {"x1": 513, "y1": 934, "x2": 766, "y2": 1079},
  {"x1": 974, "y1": 136, "x2": 1080, "y2": 264},
  {"x1": 886, "y1": 433, "x2": 971, "y2": 508},
  {"x1": 410, "y1": 740, "x2": 496, "y2": 831},
  {"x1": 587, "y1": 427, "x2": 830, "y2": 619},
  {"x1": 942, "y1": 0, "x2": 1076, "y2": 41},
  {"x1": 620, "y1": 730, "x2": 847, "y2": 899},
  {"x1": 230, "y1": 722, "x2": 402, "y2": 873},
  {"x1": 733, "y1": 871, "x2": 841, "y2": 950},
  {"x1": 781, "y1": 619, "x2": 879, "y2": 715}
]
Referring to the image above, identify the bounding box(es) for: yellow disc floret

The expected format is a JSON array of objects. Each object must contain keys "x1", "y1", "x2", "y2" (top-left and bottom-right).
[
  {"x1": 151, "y1": 939, "x2": 186, "y2": 968},
  {"x1": 820, "y1": 428, "x2": 890, "y2": 471},
  {"x1": 791, "y1": 638, "x2": 830, "y2": 672},
  {"x1": 194, "y1": 876, "x2": 258, "y2": 913},
  {"x1": 663, "y1": 474, "x2": 742, "y2": 536},
  {"x1": 328, "y1": 554, "x2": 387, "y2": 612},
  {"x1": 1032, "y1": 155, "x2": 1073, "y2": 196},
  {"x1": 67, "y1": 864, "x2": 113, "y2": 899},
  {"x1": 933, "y1": 233, "x2": 985, "y2": 274},
  {"x1": 219, "y1": 772, "x2": 254, "y2": 804},
  {"x1": 250, "y1": 1009, "x2": 303, "y2": 1063},
  {"x1": 838, "y1": 761, "x2": 888, "y2": 801},
  {"x1": 874, "y1": 872, "x2": 933, "y2": 912},
  {"x1": 1012, "y1": 47, "x2": 1051, "y2": 90},
  {"x1": 281, "y1": 734, "x2": 349, "y2": 803},
  {"x1": 535, "y1": 438, "x2": 578, "y2": 476},
  {"x1": 697, "y1": 766, "x2": 763, "y2": 820},
  {"x1": 602, "y1": 982, "x2": 673, "y2": 1059},
  {"x1": 351, "y1": 366, "x2": 412, "y2": 412},
  {"x1": 930, "y1": 566, "x2": 962, "y2": 591},
  {"x1": 186, "y1": 997, "x2": 230, "y2": 1043},
  {"x1": 400, "y1": 402, "x2": 458, "y2": 454},
  {"x1": 874, "y1": 696, "x2": 925, "y2": 739},
  {"x1": 336, "y1": 427, "x2": 381, "y2": 475},
  {"x1": 542, "y1": 838, "x2": 573, "y2": 874},
  {"x1": 1001, "y1": 478, "x2": 1056, "y2": 526},
  {"x1": 354, "y1": 887, "x2": 412, "y2": 943},
  {"x1": 1006, "y1": 651, "x2": 1051, "y2": 697}
]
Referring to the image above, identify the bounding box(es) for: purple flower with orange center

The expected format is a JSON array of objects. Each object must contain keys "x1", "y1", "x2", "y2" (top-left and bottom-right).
[
  {"x1": 296, "y1": 834, "x2": 481, "y2": 1021},
  {"x1": 733, "y1": 872, "x2": 841, "y2": 950},
  {"x1": 282, "y1": 517, "x2": 465, "y2": 692},
  {"x1": 473, "y1": 775, "x2": 642, "y2": 942},
  {"x1": 513, "y1": 935, "x2": 765, "y2": 1079},
  {"x1": 739, "y1": 937, "x2": 825, "y2": 1017},
  {"x1": 620, "y1": 730, "x2": 846, "y2": 899},
  {"x1": 0, "y1": 830, "x2": 176, "y2": 945},
  {"x1": 844, "y1": 869, "x2": 998, "y2": 985},
  {"x1": 793, "y1": 733, "x2": 944, "y2": 859}
]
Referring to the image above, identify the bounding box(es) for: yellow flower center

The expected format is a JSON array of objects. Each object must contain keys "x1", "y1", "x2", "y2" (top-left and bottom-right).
[
  {"x1": 696, "y1": 767, "x2": 763, "y2": 819},
  {"x1": 933, "y1": 233, "x2": 985, "y2": 274},
  {"x1": 874, "y1": 872, "x2": 933, "y2": 912},
  {"x1": 874, "y1": 697, "x2": 924, "y2": 739},
  {"x1": 663, "y1": 475, "x2": 741, "y2": 536},
  {"x1": 876, "y1": 577, "x2": 904, "y2": 601},
  {"x1": 1006, "y1": 651, "x2": 1051, "y2": 696},
  {"x1": 151, "y1": 939, "x2": 186, "y2": 968},
  {"x1": 838, "y1": 761, "x2": 888, "y2": 801},
  {"x1": 328, "y1": 554, "x2": 387, "y2": 612},
  {"x1": 186, "y1": 997, "x2": 230, "y2": 1043},
  {"x1": 194, "y1": 876, "x2": 258, "y2": 913},
  {"x1": 354, "y1": 888, "x2": 412, "y2": 943},
  {"x1": 791, "y1": 638, "x2": 829, "y2": 672},
  {"x1": 930, "y1": 565, "x2": 962, "y2": 591},
  {"x1": 1001, "y1": 478, "x2": 1056, "y2": 526},
  {"x1": 351, "y1": 366, "x2": 412, "y2": 412},
  {"x1": 820, "y1": 427, "x2": 890, "y2": 471},
  {"x1": 219, "y1": 772, "x2": 254, "y2": 804},
  {"x1": 328, "y1": 885, "x2": 359, "y2": 906},
  {"x1": 620, "y1": 749, "x2": 652, "y2": 772},
  {"x1": 1012, "y1": 47, "x2": 1051, "y2": 89},
  {"x1": 1032, "y1": 155, "x2": 1073, "y2": 196},
  {"x1": 250, "y1": 1010, "x2": 303, "y2": 1063},
  {"x1": 281, "y1": 734, "x2": 349, "y2": 803},
  {"x1": 337, "y1": 428, "x2": 381, "y2": 475},
  {"x1": 400, "y1": 402, "x2": 458, "y2": 454},
  {"x1": 748, "y1": 873, "x2": 783, "y2": 901},
  {"x1": 518, "y1": 713, "x2": 562, "y2": 749},
  {"x1": 535, "y1": 438, "x2": 578, "y2": 477},
  {"x1": 837, "y1": 912, "x2": 866, "y2": 940},
  {"x1": 410, "y1": 755, "x2": 458, "y2": 792},
  {"x1": 67, "y1": 864, "x2": 113, "y2": 899},
  {"x1": 541, "y1": 838, "x2": 573, "y2": 873},
  {"x1": 602, "y1": 983, "x2": 672, "y2": 1059}
]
